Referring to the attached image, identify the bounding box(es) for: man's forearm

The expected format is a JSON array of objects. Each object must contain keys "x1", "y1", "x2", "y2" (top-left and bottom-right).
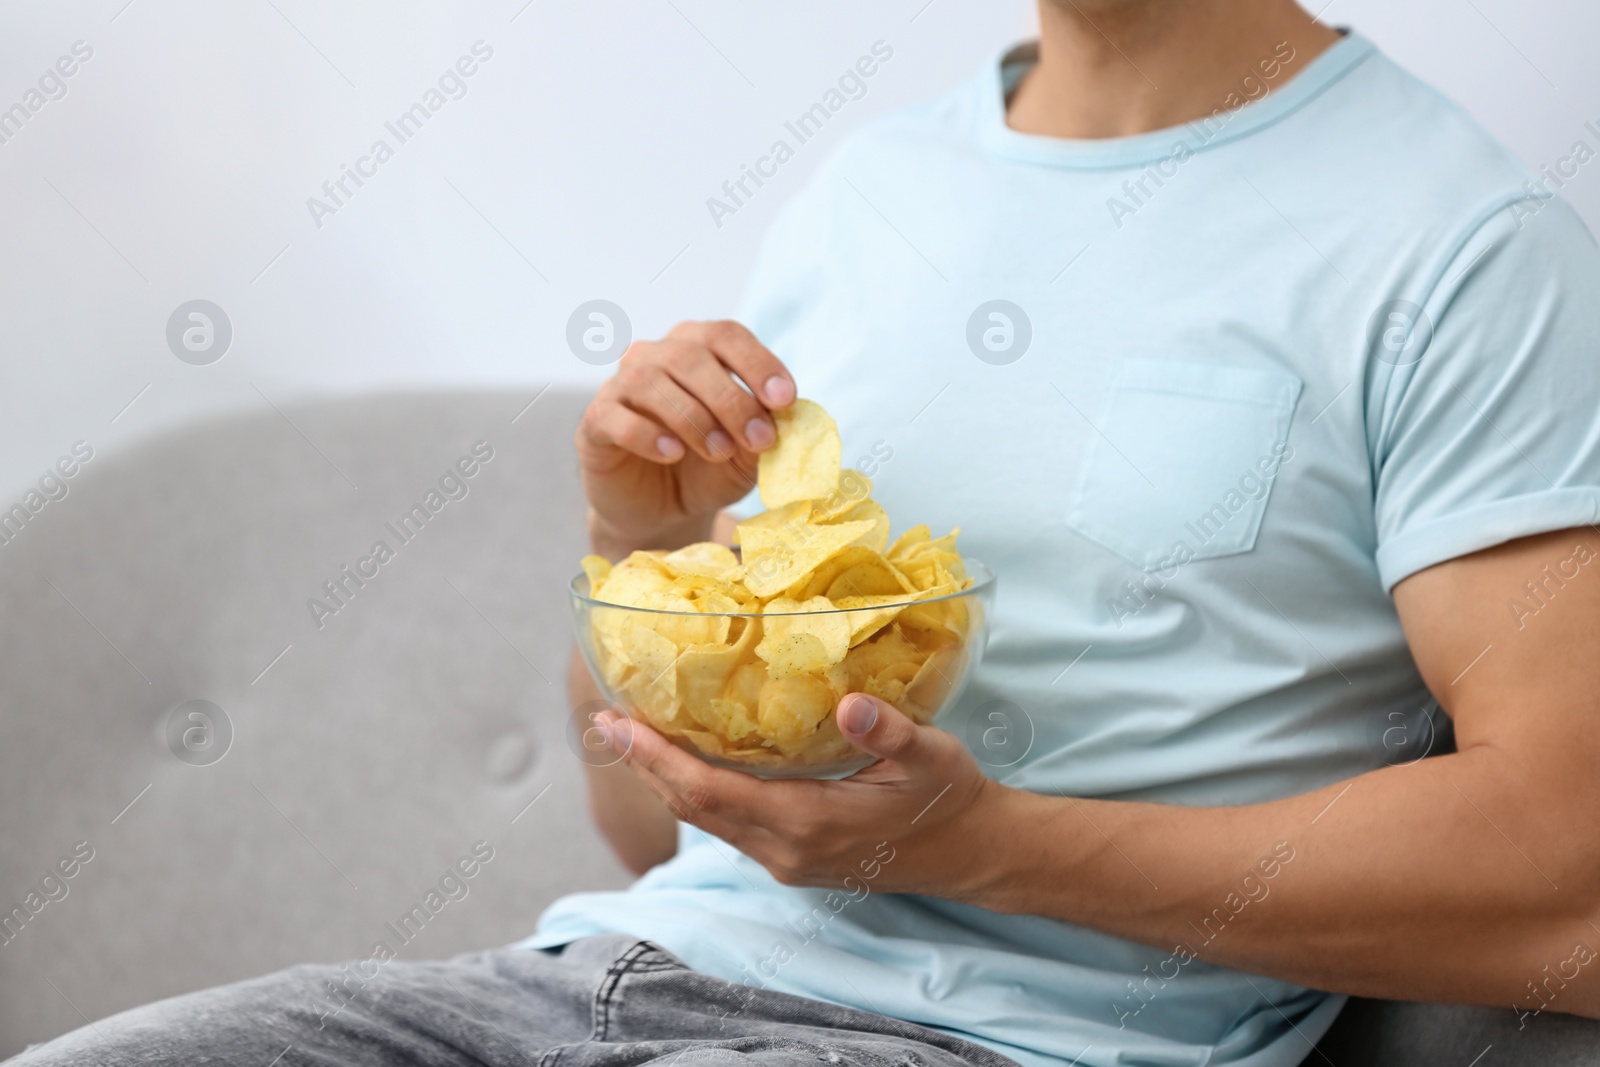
[
  {"x1": 576, "y1": 510, "x2": 740, "y2": 872},
  {"x1": 966, "y1": 745, "x2": 1600, "y2": 1016},
  {"x1": 569, "y1": 644, "x2": 678, "y2": 874},
  {"x1": 957, "y1": 530, "x2": 1600, "y2": 1017}
]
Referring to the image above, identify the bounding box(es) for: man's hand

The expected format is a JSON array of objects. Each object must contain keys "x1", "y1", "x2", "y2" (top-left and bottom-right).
[
  {"x1": 594, "y1": 694, "x2": 1004, "y2": 895},
  {"x1": 576, "y1": 320, "x2": 795, "y2": 559}
]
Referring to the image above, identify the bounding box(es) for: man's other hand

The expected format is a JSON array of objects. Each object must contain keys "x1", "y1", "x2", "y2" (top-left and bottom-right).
[{"x1": 593, "y1": 694, "x2": 1006, "y2": 898}]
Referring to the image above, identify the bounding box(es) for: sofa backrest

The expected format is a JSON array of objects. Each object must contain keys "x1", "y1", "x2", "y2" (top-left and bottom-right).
[{"x1": 0, "y1": 389, "x2": 628, "y2": 1057}]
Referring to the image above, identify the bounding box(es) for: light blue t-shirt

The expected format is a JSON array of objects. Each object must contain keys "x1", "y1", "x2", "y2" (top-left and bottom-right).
[{"x1": 527, "y1": 33, "x2": 1600, "y2": 1067}]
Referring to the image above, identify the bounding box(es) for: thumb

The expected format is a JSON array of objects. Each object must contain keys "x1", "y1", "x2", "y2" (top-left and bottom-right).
[{"x1": 837, "y1": 694, "x2": 924, "y2": 761}]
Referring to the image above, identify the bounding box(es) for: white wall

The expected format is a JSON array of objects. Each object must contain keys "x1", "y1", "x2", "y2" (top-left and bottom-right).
[{"x1": 0, "y1": 0, "x2": 1595, "y2": 497}]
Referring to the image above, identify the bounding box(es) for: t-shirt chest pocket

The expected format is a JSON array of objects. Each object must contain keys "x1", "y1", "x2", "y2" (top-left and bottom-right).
[{"x1": 1065, "y1": 359, "x2": 1303, "y2": 571}]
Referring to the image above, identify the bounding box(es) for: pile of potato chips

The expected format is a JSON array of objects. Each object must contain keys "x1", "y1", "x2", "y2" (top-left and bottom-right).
[{"x1": 578, "y1": 400, "x2": 973, "y2": 772}]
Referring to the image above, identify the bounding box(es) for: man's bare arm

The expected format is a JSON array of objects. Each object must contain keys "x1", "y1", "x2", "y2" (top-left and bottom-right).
[
  {"x1": 574, "y1": 510, "x2": 740, "y2": 874},
  {"x1": 965, "y1": 527, "x2": 1600, "y2": 1015}
]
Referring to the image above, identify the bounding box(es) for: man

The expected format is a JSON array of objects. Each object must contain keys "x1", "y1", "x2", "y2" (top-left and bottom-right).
[{"x1": 14, "y1": 0, "x2": 1600, "y2": 1065}]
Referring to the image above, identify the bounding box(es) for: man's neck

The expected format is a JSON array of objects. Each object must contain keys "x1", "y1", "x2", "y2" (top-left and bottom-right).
[{"x1": 1007, "y1": 0, "x2": 1342, "y2": 139}]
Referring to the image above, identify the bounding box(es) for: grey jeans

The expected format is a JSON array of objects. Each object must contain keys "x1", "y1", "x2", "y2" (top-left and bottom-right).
[{"x1": 6, "y1": 934, "x2": 1021, "y2": 1067}]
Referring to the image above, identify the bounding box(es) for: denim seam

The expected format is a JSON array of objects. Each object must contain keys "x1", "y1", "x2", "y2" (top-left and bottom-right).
[
  {"x1": 535, "y1": 941, "x2": 666, "y2": 1067},
  {"x1": 592, "y1": 940, "x2": 668, "y2": 1043}
]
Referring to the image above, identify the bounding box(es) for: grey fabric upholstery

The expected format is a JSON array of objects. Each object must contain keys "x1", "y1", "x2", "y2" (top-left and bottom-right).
[
  {"x1": 1313, "y1": 996, "x2": 1600, "y2": 1066},
  {"x1": 0, "y1": 390, "x2": 630, "y2": 1057},
  {"x1": 1, "y1": 389, "x2": 1594, "y2": 1064}
]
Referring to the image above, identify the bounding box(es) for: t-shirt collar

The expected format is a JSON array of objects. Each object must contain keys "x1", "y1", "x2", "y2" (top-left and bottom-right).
[{"x1": 977, "y1": 30, "x2": 1376, "y2": 169}]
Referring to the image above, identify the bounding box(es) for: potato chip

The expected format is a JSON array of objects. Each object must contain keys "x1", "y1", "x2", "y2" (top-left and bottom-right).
[
  {"x1": 694, "y1": 591, "x2": 750, "y2": 617},
  {"x1": 595, "y1": 560, "x2": 676, "y2": 607},
  {"x1": 707, "y1": 699, "x2": 762, "y2": 744},
  {"x1": 811, "y1": 469, "x2": 875, "y2": 521},
  {"x1": 621, "y1": 617, "x2": 679, "y2": 694},
  {"x1": 576, "y1": 396, "x2": 977, "y2": 773},
  {"x1": 662, "y1": 542, "x2": 741, "y2": 580},
  {"x1": 844, "y1": 626, "x2": 920, "y2": 690},
  {"x1": 830, "y1": 500, "x2": 891, "y2": 553},
  {"x1": 833, "y1": 593, "x2": 917, "y2": 647},
  {"x1": 715, "y1": 660, "x2": 767, "y2": 742},
  {"x1": 581, "y1": 554, "x2": 613, "y2": 592},
  {"x1": 758, "y1": 399, "x2": 842, "y2": 507},
  {"x1": 589, "y1": 612, "x2": 635, "y2": 692},
  {"x1": 627, "y1": 549, "x2": 677, "y2": 573},
  {"x1": 675, "y1": 619, "x2": 757, "y2": 726},
  {"x1": 671, "y1": 574, "x2": 755, "y2": 609},
  {"x1": 902, "y1": 645, "x2": 965, "y2": 722},
  {"x1": 897, "y1": 554, "x2": 962, "y2": 593},
  {"x1": 761, "y1": 632, "x2": 831, "y2": 681},
  {"x1": 886, "y1": 525, "x2": 931, "y2": 560},
  {"x1": 635, "y1": 593, "x2": 730, "y2": 648},
  {"x1": 864, "y1": 658, "x2": 921, "y2": 705},
  {"x1": 758, "y1": 672, "x2": 837, "y2": 741},
  {"x1": 738, "y1": 518, "x2": 878, "y2": 598},
  {"x1": 628, "y1": 693, "x2": 692, "y2": 734},
  {"x1": 723, "y1": 656, "x2": 765, "y2": 703},
  {"x1": 791, "y1": 549, "x2": 910, "y2": 603},
  {"x1": 732, "y1": 500, "x2": 812, "y2": 546},
  {"x1": 893, "y1": 530, "x2": 964, "y2": 585},
  {"x1": 894, "y1": 585, "x2": 967, "y2": 638},
  {"x1": 756, "y1": 597, "x2": 850, "y2": 669},
  {"x1": 769, "y1": 717, "x2": 855, "y2": 762},
  {"x1": 676, "y1": 727, "x2": 733, "y2": 757},
  {"x1": 823, "y1": 555, "x2": 912, "y2": 600}
]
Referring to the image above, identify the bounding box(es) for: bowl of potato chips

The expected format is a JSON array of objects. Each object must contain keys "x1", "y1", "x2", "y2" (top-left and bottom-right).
[{"x1": 573, "y1": 399, "x2": 995, "y2": 778}]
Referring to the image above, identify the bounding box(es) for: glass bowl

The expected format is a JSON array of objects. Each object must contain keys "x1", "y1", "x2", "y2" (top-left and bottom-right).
[{"x1": 571, "y1": 558, "x2": 995, "y2": 779}]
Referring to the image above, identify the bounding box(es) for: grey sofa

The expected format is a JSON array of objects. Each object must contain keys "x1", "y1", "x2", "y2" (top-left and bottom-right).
[{"x1": 0, "y1": 389, "x2": 1594, "y2": 1065}]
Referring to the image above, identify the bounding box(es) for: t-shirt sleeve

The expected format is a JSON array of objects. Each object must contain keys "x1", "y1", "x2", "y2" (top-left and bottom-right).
[{"x1": 1371, "y1": 195, "x2": 1600, "y2": 591}]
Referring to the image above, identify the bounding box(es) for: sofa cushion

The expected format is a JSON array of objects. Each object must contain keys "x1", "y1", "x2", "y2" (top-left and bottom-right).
[{"x1": 0, "y1": 389, "x2": 630, "y2": 1057}]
